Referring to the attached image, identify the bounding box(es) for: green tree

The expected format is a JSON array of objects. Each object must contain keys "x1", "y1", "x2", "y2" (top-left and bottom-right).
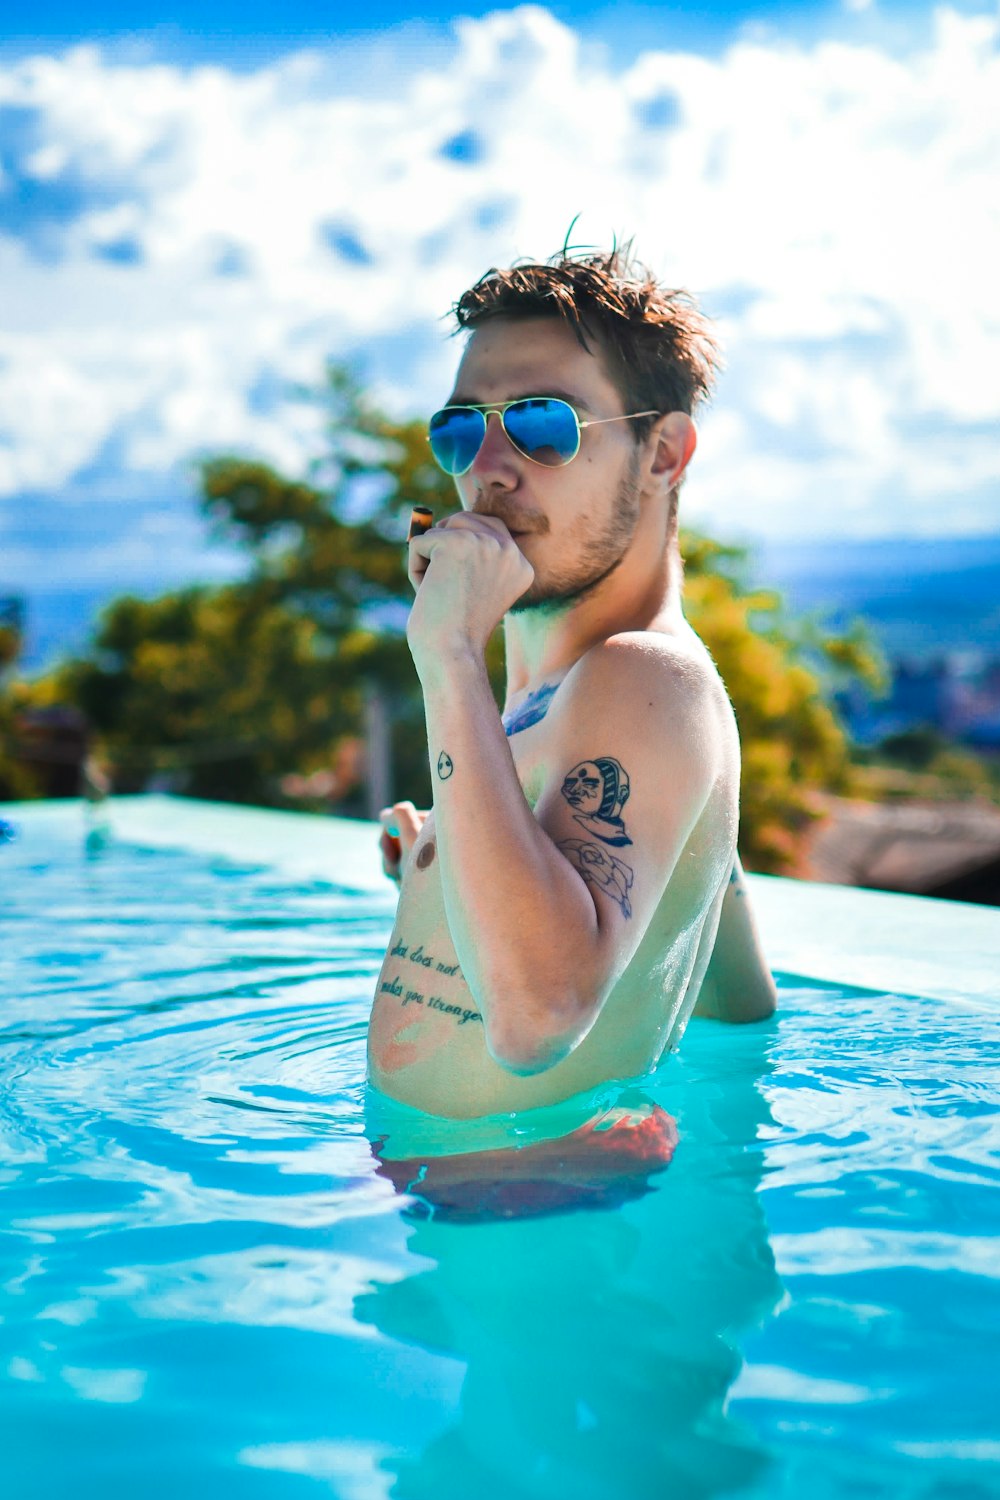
[
  {"x1": 680, "y1": 533, "x2": 885, "y2": 871},
  {"x1": 0, "y1": 601, "x2": 41, "y2": 800},
  {"x1": 24, "y1": 366, "x2": 465, "y2": 806}
]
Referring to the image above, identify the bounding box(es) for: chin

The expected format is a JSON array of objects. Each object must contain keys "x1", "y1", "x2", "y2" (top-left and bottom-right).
[
  {"x1": 516, "y1": 549, "x2": 630, "y2": 615},
  {"x1": 510, "y1": 579, "x2": 588, "y2": 616}
]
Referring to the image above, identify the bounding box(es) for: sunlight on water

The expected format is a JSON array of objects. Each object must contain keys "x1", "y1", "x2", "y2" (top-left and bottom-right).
[{"x1": 1, "y1": 807, "x2": 998, "y2": 1500}]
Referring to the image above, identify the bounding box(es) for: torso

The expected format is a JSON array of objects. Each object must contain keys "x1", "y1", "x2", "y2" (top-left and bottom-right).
[{"x1": 367, "y1": 622, "x2": 739, "y2": 1119}]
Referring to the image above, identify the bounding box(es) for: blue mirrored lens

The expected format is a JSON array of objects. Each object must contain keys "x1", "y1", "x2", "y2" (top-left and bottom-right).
[
  {"x1": 428, "y1": 408, "x2": 486, "y2": 474},
  {"x1": 504, "y1": 398, "x2": 580, "y2": 465}
]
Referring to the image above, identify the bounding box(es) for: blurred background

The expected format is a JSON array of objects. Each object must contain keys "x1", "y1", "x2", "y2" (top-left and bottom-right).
[{"x1": 1, "y1": 0, "x2": 998, "y2": 900}]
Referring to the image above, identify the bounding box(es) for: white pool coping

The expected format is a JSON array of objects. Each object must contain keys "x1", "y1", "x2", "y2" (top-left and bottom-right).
[{"x1": 5, "y1": 793, "x2": 999, "y2": 1010}]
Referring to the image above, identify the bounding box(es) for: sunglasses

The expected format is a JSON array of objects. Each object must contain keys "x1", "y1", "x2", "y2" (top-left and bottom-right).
[{"x1": 427, "y1": 397, "x2": 660, "y2": 476}]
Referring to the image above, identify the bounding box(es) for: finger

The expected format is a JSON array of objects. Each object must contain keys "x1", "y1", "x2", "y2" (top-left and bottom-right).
[
  {"x1": 380, "y1": 830, "x2": 402, "y2": 879},
  {"x1": 382, "y1": 800, "x2": 418, "y2": 826},
  {"x1": 439, "y1": 512, "x2": 514, "y2": 539},
  {"x1": 408, "y1": 522, "x2": 505, "y2": 554},
  {"x1": 408, "y1": 525, "x2": 503, "y2": 581},
  {"x1": 380, "y1": 802, "x2": 421, "y2": 844},
  {"x1": 379, "y1": 807, "x2": 401, "y2": 836},
  {"x1": 428, "y1": 513, "x2": 518, "y2": 549},
  {"x1": 407, "y1": 533, "x2": 434, "y2": 592},
  {"x1": 389, "y1": 801, "x2": 424, "y2": 852}
]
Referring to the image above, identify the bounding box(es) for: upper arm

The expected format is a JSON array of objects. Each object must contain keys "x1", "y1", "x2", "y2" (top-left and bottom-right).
[{"x1": 531, "y1": 638, "x2": 731, "y2": 1012}]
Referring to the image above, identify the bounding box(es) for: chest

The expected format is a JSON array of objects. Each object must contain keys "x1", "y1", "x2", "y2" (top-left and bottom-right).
[
  {"x1": 509, "y1": 732, "x2": 547, "y2": 812},
  {"x1": 500, "y1": 679, "x2": 568, "y2": 811}
]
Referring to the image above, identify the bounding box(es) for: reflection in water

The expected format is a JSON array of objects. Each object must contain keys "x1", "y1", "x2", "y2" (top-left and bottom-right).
[{"x1": 359, "y1": 1035, "x2": 783, "y2": 1499}]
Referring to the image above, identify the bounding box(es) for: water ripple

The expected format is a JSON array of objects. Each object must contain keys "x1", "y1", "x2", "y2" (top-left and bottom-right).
[{"x1": 2, "y1": 812, "x2": 999, "y2": 1500}]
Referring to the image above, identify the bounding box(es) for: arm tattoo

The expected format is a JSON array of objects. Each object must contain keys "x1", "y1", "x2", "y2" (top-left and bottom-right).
[
  {"x1": 436, "y1": 750, "x2": 454, "y2": 780},
  {"x1": 558, "y1": 838, "x2": 634, "y2": 919},
  {"x1": 560, "y1": 756, "x2": 633, "y2": 846}
]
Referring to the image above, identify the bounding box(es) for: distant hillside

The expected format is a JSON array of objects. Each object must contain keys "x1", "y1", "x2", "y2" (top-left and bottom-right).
[{"x1": 748, "y1": 533, "x2": 1000, "y2": 660}]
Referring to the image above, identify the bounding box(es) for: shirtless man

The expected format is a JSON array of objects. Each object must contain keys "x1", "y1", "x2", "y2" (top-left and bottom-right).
[{"x1": 367, "y1": 246, "x2": 776, "y2": 1125}]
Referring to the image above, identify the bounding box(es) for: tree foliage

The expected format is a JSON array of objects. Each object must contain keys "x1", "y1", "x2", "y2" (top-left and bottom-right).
[
  {"x1": 680, "y1": 533, "x2": 884, "y2": 870},
  {"x1": 4, "y1": 364, "x2": 882, "y2": 870}
]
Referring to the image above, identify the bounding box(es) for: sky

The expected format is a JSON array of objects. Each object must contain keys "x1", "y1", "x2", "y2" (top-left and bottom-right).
[{"x1": 1, "y1": 0, "x2": 998, "y2": 608}]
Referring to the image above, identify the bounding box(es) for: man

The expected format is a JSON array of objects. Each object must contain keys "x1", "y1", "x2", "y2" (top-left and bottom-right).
[{"x1": 367, "y1": 245, "x2": 776, "y2": 1125}]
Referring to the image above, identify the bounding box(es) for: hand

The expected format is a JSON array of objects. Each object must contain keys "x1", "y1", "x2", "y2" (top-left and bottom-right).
[
  {"x1": 379, "y1": 801, "x2": 428, "y2": 885},
  {"x1": 406, "y1": 513, "x2": 534, "y2": 672}
]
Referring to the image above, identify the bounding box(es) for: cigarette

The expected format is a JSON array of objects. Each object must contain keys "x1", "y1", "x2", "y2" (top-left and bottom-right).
[{"x1": 407, "y1": 505, "x2": 434, "y2": 541}]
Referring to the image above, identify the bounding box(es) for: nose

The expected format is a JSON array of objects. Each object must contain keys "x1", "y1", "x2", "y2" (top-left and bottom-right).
[{"x1": 468, "y1": 410, "x2": 519, "y2": 484}]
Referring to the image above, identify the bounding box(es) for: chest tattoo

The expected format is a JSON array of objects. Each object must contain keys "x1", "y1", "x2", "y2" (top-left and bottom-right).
[{"x1": 502, "y1": 680, "x2": 560, "y2": 737}]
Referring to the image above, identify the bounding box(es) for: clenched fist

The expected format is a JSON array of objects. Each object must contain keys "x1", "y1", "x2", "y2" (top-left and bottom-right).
[{"x1": 406, "y1": 512, "x2": 534, "y2": 675}]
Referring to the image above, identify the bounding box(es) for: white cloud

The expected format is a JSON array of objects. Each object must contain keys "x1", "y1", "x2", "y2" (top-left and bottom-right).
[{"x1": 0, "y1": 2, "x2": 997, "y2": 585}]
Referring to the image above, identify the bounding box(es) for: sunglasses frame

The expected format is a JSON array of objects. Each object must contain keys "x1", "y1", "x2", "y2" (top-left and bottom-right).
[{"x1": 428, "y1": 397, "x2": 661, "y2": 476}]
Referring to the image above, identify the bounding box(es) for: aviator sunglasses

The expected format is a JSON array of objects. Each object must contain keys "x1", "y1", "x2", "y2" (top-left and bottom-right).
[{"x1": 427, "y1": 396, "x2": 660, "y2": 476}]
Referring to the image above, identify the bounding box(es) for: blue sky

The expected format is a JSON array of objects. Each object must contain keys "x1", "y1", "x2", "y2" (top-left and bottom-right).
[
  {"x1": 1, "y1": 0, "x2": 998, "y2": 613},
  {"x1": 0, "y1": 0, "x2": 956, "y2": 57}
]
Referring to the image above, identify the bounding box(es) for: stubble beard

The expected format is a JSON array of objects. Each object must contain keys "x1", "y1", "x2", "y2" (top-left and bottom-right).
[{"x1": 509, "y1": 456, "x2": 642, "y2": 616}]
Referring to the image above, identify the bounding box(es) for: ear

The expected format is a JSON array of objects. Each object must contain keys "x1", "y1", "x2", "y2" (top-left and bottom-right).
[{"x1": 648, "y1": 412, "x2": 697, "y2": 490}]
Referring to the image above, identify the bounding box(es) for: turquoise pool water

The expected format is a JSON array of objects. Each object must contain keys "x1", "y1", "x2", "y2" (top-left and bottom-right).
[{"x1": 2, "y1": 801, "x2": 999, "y2": 1499}]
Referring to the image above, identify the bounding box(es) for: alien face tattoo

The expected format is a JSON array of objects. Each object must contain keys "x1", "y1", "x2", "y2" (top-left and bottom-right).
[
  {"x1": 560, "y1": 757, "x2": 632, "y2": 846},
  {"x1": 437, "y1": 751, "x2": 454, "y2": 780}
]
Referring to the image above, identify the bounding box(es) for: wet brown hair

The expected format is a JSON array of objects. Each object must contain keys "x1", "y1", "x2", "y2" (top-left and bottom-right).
[{"x1": 452, "y1": 241, "x2": 723, "y2": 445}]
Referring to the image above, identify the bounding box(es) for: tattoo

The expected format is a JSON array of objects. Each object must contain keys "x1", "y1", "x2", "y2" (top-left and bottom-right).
[
  {"x1": 558, "y1": 838, "x2": 634, "y2": 919},
  {"x1": 502, "y1": 680, "x2": 560, "y2": 737},
  {"x1": 437, "y1": 750, "x2": 454, "y2": 780},
  {"x1": 379, "y1": 937, "x2": 480, "y2": 1028},
  {"x1": 390, "y1": 938, "x2": 463, "y2": 978},
  {"x1": 729, "y1": 864, "x2": 745, "y2": 897},
  {"x1": 416, "y1": 840, "x2": 436, "y2": 869},
  {"x1": 378, "y1": 975, "x2": 483, "y2": 1027},
  {"x1": 560, "y1": 757, "x2": 633, "y2": 846},
  {"x1": 379, "y1": 936, "x2": 479, "y2": 1032}
]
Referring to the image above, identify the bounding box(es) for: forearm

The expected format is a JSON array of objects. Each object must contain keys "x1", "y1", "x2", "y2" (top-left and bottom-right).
[
  {"x1": 694, "y1": 858, "x2": 777, "y2": 1023},
  {"x1": 420, "y1": 650, "x2": 600, "y2": 1071}
]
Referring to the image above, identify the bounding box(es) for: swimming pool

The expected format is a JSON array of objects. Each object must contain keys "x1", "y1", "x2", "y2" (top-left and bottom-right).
[{"x1": 2, "y1": 796, "x2": 998, "y2": 1499}]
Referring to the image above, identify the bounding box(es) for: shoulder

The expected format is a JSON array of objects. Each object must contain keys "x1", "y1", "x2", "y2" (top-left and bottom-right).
[
  {"x1": 544, "y1": 630, "x2": 736, "y2": 796},
  {"x1": 530, "y1": 630, "x2": 738, "y2": 918},
  {"x1": 557, "y1": 630, "x2": 731, "y2": 734}
]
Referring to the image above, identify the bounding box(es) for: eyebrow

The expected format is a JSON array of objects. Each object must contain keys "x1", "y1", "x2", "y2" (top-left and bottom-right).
[{"x1": 444, "y1": 386, "x2": 592, "y2": 411}]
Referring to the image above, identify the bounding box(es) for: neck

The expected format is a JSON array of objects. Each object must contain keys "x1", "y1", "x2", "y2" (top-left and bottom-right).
[{"x1": 502, "y1": 515, "x2": 685, "y2": 696}]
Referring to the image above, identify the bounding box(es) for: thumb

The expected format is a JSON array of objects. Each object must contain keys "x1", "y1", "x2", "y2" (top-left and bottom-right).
[{"x1": 380, "y1": 802, "x2": 424, "y2": 853}]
